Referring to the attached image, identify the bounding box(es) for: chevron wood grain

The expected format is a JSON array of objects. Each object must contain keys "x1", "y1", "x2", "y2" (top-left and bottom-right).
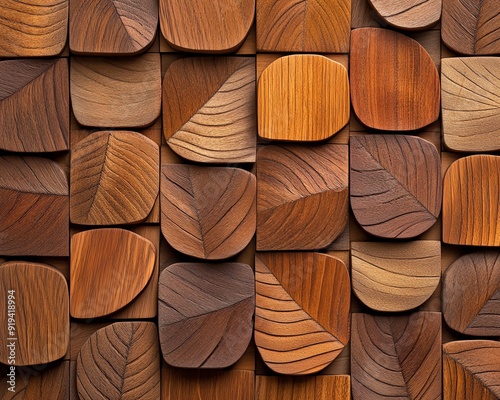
[{"x1": 367, "y1": 0, "x2": 441, "y2": 30}]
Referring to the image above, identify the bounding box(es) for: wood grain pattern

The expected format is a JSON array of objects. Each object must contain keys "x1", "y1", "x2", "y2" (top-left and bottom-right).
[
  {"x1": 159, "y1": 0, "x2": 254, "y2": 52},
  {"x1": 443, "y1": 155, "x2": 500, "y2": 246},
  {"x1": 351, "y1": 28, "x2": 440, "y2": 131},
  {"x1": 77, "y1": 322, "x2": 160, "y2": 400},
  {"x1": 443, "y1": 340, "x2": 500, "y2": 400},
  {"x1": 0, "y1": 156, "x2": 69, "y2": 256},
  {"x1": 0, "y1": 0, "x2": 68, "y2": 57},
  {"x1": 70, "y1": 54, "x2": 161, "y2": 128},
  {"x1": 70, "y1": 0, "x2": 158, "y2": 54},
  {"x1": 161, "y1": 165, "x2": 256, "y2": 259},
  {"x1": 70, "y1": 228, "x2": 156, "y2": 318},
  {"x1": 367, "y1": 0, "x2": 441, "y2": 30},
  {"x1": 351, "y1": 241, "x2": 441, "y2": 312},
  {"x1": 0, "y1": 59, "x2": 69, "y2": 152},
  {"x1": 0, "y1": 261, "x2": 69, "y2": 366},
  {"x1": 256, "y1": 375, "x2": 350, "y2": 399},
  {"x1": 163, "y1": 57, "x2": 256, "y2": 163},
  {"x1": 258, "y1": 55, "x2": 349, "y2": 141},
  {"x1": 351, "y1": 312, "x2": 442, "y2": 400},
  {"x1": 442, "y1": 0, "x2": 500, "y2": 55},
  {"x1": 159, "y1": 262, "x2": 254, "y2": 368},
  {"x1": 257, "y1": 145, "x2": 348, "y2": 250},
  {"x1": 70, "y1": 130, "x2": 159, "y2": 225},
  {"x1": 442, "y1": 57, "x2": 500, "y2": 152},
  {"x1": 255, "y1": 252, "x2": 350, "y2": 375},
  {"x1": 256, "y1": 0, "x2": 350, "y2": 52},
  {"x1": 350, "y1": 135, "x2": 441, "y2": 239},
  {"x1": 443, "y1": 251, "x2": 500, "y2": 336}
]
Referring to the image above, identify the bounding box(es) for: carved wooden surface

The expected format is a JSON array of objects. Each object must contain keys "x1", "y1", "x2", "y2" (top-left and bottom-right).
[
  {"x1": 442, "y1": 0, "x2": 500, "y2": 55},
  {"x1": 367, "y1": 0, "x2": 441, "y2": 30},
  {"x1": 443, "y1": 155, "x2": 500, "y2": 246},
  {"x1": 0, "y1": 59, "x2": 69, "y2": 152},
  {"x1": 258, "y1": 55, "x2": 349, "y2": 141},
  {"x1": 0, "y1": 261, "x2": 69, "y2": 366},
  {"x1": 70, "y1": 0, "x2": 158, "y2": 54},
  {"x1": 351, "y1": 28, "x2": 440, "y2": 131},
  {"x1": 163, "y1": 57, "x2": 256, "y2": 163},
  {"x1": 159, "y1": 0, "x2": 254, "y2": 52},
  {"x1": 443, "y1": 340, "x2": 500, "y2": 400},
  {"x1": 159, "y1": 262, "x2": 254, "y2": 368},
  {"x1": 70, "y1": 54, "x2": 161, "y2": 128},
  {"x1": 0, "y1": 0, "x2": 68, "y2": 57},
  {"x1": 257, "y1": 145, "x2": 348, "y2": 250},
  {"x1": 351, "y1": 312, "x2": 442, "y2": 400},
  {"x1": 443, "y1": 251, "x2": 500, "y2": 336},
  {"x1": 77, "y1": 322, "x2": 160, "y2": 400},
  {"x1": 255, "y1": 253, "x2": 350, "y2": 375},
  {"x1": 70, "y1": 228, "x2": 156, "y2": 318},
  {"x1": 256, "y1": 375, "x2": 351, "y2": 399},
  {"x1": 161, "y1": 165, "x2": 256, "y2": 259},
  {"x1": 0, "y1": 156, "x2": 69, "y2": 256},
  {"x1": 351, "y1": 241, "x2": 441, "y2": 312},
  {"x1": 70, "y1": 130, "x2": 159, "y2": 225},
  {"x1": 256, "y1": 0, "x2": 350, "y2": 52},
  {"x1": 350, "y1": 135, "x2": 441, "y2": 238},
  {"x1": 442, "y1": 57, "x2": 500, "y2": 152}
]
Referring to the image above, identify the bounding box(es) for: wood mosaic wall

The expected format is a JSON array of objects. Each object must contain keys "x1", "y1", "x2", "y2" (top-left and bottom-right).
[{"x1": 0, "y1": 0, "x2": 499, "y2": 399}]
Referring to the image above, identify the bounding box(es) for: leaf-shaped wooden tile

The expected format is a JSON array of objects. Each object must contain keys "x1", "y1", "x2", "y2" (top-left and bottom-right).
[
  {"x1": 70, "y1": 54, "x2": 161, "y2": 128},
  {"x1": 0, "y1": 0, "x2": 68, "y2": 57},
  {"x1": 255, "y1": 252, "x2": 350, "y2": 375},
  {"x1": 350, "y1": 135, "x2": 441, "y2": 239},
  {"x1": 159, "y1": 262, "x2": 254, "y2": 368},
  {"x1": 367, "y1": 0, "x2": 441, "y2": 30},
  {"x1": 444, "y1": 340, "x2": 500, "y2": 399},
  {"x1": 256, "y1": 375, "x2": 351, "y2": 399},
  {"x1": 0, "y1": 261, "x2": 69, "y2": 366},
  {"x1": 0, "y1": 156, "x2": 69, "y2": 256},
  {"x1": 443, "y1": 155, "x2": 500, "y2": 246},
  {"x1": 351, "y1": 28, "x2": 440, "y2": 131},
  {"x1": 257, "y1": 145, "x2": 348, "y2": 251},
  {"x1": 442, "y1": 57, "x2": 500, "y2": 152},
  {"x1": 163, "y1": 57, "x2": 256, "y2": 163},
  {"x1": 70, "y1": 228, "x2": 156, "y2": 318},
  {"x1": 71, "y1": 131, "x2": 159, "y2": 225},
  {"x1": 442, "y1": 0, "x2": 500, "y2": 55},
  {"x1": 70, "y1": 0, "x2": 158, "y2": 54},
  {"x1": 258, "y1": 55, "x2": 349, "y2": 141},
  {"x1": 256, "y1": 0, "x2": 350, "y2": 52},
  {"x1": 159, "y1": 0, "x2": 254, "y2": 52},
  {"x1": 443, "y1": 252, "x2": 500, "y2": 336},
  {"x1": 77, "y1": 322, "x2": 160, "y2": 400},
  {"x1": 0, "y1": 59, "x2": 69, "y2": 153},
  {"x1": 351, "y1": 312, "x2": 442, "y2": 399},
  {"x1": 161, "y1": 165, "x2": 256, "y2": 259},
  {"x1": 352, "y1": 241, "x2": 441, "y2": 312}
]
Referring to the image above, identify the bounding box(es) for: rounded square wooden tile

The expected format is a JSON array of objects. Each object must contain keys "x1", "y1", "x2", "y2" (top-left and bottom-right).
[{"x1": 367, "y1": 0, "x2": 441, "y2": 30}]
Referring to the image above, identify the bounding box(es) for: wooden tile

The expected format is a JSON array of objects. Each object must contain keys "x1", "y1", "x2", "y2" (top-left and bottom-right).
[
  {"x1": 0, "y1": 59, "x2": 69, "y2": 152},
  {"x1": 443, "y1": 155, "x2": 500, "y2": 246},
  {"x1": 159, "y1": 0, "x2": 254, "y2": 53},
  {"x1": 350, "y1": 135, "x2": 441, "y2": 239},
  {"x1": 0, "y1": 0, "x2": 68, "y2": 57},
  {"x1": 0, "y1": 156, "x2": 69, "y2": 256},
  {"x1": 257, "y1": 145, "x2": 348, "y2": 251},
  {"x1": 70, "y1": 0, "x2": 158, "y2": 55},
  {"x1": 351, "y1": 0, "x2": 381, "y2": 28},
  {"x1": 350, "y1": 28, "x2": 440, "y2": 131},
  {"x1": 367, "y1": 0, "x2": 441, "y2": 30},
  {"x1": 70, "y1": 322, "x2": 109, "y2": 361},
  {"x1": 258, "y1": 55, "x2": 349, "y2": 141},
  {"x1": 255, "y1": 253, "x2": 350, "y2": 375},
  {"x1": 351, "y1": 241, "x2": 441, "y2": 312},
  {"x1": 163, "y1": 57, "x2": 256, "y2": 163},
  {"x1": 70, "y1": 54, "x2": 161, "y2": 128},
  {"x1": 351, "y1": 312, "x2": 442, "y2": 399},
  {"x1": 0, "y1": 261, "x2": 69, "y2": 366},
  {"x1": 442, "y1": 57, "x2": 500, "y2": 152}
]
